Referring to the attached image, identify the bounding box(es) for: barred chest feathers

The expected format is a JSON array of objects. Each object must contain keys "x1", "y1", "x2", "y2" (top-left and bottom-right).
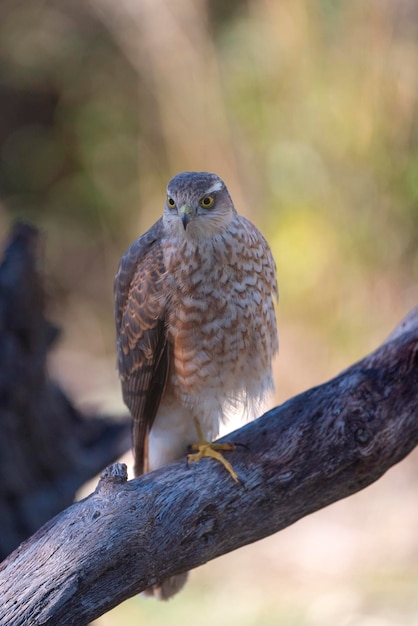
[{"x1": 161, "y1": 215, "x2": 278, "y2": 418}]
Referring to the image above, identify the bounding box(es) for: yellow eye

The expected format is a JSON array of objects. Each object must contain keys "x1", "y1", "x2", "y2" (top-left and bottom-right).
[
  {"x1": 167, "y1": 197, "x2": 176, "y2": 208},
  {"x1": 200, "y1": 195, "x2": 214, "y2": 208}
]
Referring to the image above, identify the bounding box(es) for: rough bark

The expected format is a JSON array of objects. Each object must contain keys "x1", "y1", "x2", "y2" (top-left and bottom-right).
[
  {"x1": 0, "y1": 221, "x2": 131, "y2": 561},
  {"x1": 0, "y1": 306, "x2": 417, "y2": 626}
]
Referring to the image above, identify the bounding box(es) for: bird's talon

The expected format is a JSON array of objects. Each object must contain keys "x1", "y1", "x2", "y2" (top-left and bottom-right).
[
  {"x1": 187, "y1": 445, "x2": 239, "y2": 483},
  {"x1": 189, "y1": 441, "x2": 236, "y2": 453},
  {"x1": 188, "y1": 418, "x2": 239, "y2": 482}
]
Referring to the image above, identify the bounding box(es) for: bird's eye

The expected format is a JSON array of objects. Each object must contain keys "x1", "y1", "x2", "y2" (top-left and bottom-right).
[
  {"x1": 167, "y1": 197, "x2": 176, "y2": 208},
  {"x1": 200, "y1": 195, "x2": 214, "y2": 208}
]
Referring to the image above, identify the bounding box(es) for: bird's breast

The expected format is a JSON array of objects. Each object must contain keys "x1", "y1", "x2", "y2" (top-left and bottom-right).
[{"x1": 162, "y1": 229, "x2": 278, "y2": 411}]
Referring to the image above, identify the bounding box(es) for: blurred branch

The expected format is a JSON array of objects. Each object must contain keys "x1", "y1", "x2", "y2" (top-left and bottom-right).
[
  {"x1": 0, "y1": 307, "x2": 417, "y2": 625},
  {"x1": 0, "y1": 221, "x2": 131, "y2": 561},
  {"x1": 89, "y1": 0, "x2": 243, "y2": 194}
]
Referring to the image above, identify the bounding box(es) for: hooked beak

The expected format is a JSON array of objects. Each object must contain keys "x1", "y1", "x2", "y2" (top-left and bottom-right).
[{"x1": 178, "y1": 204, "x2": 193, "y2": 230}]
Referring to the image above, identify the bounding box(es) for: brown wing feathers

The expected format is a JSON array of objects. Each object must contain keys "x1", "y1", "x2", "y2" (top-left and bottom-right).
[{"x1": 114, "y1": 219, "x2": 168, "y2": 476}]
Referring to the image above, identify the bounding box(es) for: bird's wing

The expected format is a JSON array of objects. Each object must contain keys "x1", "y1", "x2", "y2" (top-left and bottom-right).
[{"x1": 114, "y1": 218, "x2": 169, "y2": 475}]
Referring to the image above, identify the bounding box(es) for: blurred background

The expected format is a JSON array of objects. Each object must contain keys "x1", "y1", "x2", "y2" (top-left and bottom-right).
[{"x1": 0, "y1": 0, "x2": 417, "y2": 624}]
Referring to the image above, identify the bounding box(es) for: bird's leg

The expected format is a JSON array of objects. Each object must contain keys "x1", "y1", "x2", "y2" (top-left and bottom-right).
[{"x1": 188, "y1": 417, "x2": 239, "y2": 483}]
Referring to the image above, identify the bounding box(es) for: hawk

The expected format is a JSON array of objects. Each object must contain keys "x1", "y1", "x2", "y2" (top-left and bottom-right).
[{"x1": 114, "y1": 171, "x2": 278, "y2": 599}]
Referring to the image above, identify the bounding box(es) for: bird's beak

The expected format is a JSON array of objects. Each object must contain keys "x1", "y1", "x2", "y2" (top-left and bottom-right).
[{"x1": 178, "y1": 204, "x2": 193, "y2": 230}]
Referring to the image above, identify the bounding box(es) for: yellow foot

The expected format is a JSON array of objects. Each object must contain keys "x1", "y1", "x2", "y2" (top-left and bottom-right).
[{"x1": 187, "y1": 417, "x2": 239, "y2": 483}]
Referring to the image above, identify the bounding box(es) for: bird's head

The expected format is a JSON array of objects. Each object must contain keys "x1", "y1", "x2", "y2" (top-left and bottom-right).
[{"x1": 163, "y1": 172, "x2": 236, "y2": 240}]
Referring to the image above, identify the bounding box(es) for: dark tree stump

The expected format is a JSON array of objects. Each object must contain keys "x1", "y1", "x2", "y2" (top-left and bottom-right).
[{"x1": 0, "y1": 221, "x2": 131, "y2": 560}]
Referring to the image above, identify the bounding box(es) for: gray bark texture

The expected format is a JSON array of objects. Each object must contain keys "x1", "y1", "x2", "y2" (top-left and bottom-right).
[{"x1": 0, "y1": 306, "x2": 417, "y2": 625}]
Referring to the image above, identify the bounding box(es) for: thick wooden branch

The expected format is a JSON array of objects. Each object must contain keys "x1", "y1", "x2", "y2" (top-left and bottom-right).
[{"x1": 1, "y1": 308, "x2": 418, "y2": 626}]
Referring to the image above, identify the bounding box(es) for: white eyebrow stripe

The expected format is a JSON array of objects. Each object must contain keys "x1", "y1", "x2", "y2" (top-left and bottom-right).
[{"x1": 204, "y1": 181, "x2": 223, "y2": 194}]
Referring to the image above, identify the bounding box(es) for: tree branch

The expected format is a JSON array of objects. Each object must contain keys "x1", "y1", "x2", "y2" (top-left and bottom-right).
[{"x1": 1, "y1": 308, "x2": 417, "y2": 626}]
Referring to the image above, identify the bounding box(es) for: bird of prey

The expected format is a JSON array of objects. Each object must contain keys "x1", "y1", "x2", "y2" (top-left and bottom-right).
[{"x1": 114, "y1": 171, "x2": 278, "y2": 599}]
